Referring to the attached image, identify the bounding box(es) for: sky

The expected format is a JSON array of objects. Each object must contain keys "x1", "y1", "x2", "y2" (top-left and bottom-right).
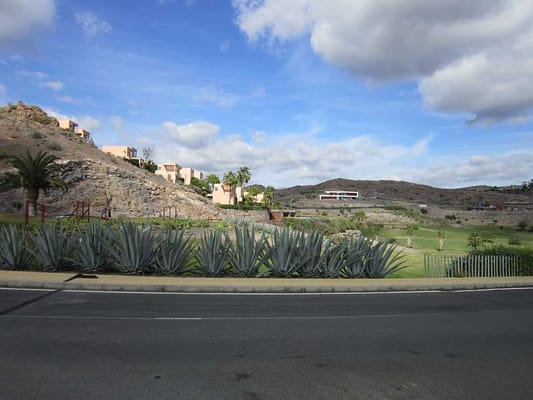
[{"x1": 0, "y1": 0, "x2": 532, "y2": 189}]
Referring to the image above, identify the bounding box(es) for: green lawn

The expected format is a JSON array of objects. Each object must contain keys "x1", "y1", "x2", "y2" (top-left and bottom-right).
[{"x1": 382, "y1": 225, "x2": 533, "y2": 278}]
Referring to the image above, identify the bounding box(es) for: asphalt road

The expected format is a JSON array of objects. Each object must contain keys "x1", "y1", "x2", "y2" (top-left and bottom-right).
[{"x1": 1, "y1": 288, "x2": 533, "y2": 400}]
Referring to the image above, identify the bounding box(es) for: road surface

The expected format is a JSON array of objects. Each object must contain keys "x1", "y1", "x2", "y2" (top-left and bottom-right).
[{"x1": 1, "y1": 287, "x2": 533, "y2": 399}]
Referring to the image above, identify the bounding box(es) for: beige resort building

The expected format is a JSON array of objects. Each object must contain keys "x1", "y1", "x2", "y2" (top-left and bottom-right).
[
  {"x1": 58, "y1": 119, "x2": 91, "y2": 142},
  {"x1": 155, "y1": 162, "x2": 182, "y2": 184},
  {"x1": 102, "y1": 145, "x2": 144, "y2": 167}
]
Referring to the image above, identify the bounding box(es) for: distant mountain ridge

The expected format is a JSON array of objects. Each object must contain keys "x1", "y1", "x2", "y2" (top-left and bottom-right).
[{"x1": 276, "y1": 178, "x2": 533, "y2": 208}]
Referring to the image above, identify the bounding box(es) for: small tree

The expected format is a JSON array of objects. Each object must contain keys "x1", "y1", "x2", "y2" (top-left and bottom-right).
[
  {"x1": 517, "y1": 220, "x2": 528, "y2": 231},
  {"x1": 141, "y1": 146, "x2": 157, "y2": 173},
  {"x1": 437, "y1": 229, "x2": 446, "y2": 252},
  {"x1": 263, "y1": 185, "x2": 275, "y2": 207},
  {"x1": 405, "y1": 225, "x2": 414, "y2": 248},
  {"x1": 141, "y1": 146, "x2": 154, "y2": 161},
  {"x1": 467, "y1": 232, "x2": 485, "y2": 251},
  {"x1": 1, "y1": 150, "x2": 66, "y2": 216}
]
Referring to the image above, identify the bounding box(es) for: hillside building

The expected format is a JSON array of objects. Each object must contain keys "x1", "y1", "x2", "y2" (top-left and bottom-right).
[
  {"x1": 58, "y1": 119, "x2": 78, "y2": 132},
  {"x1": 155, "y1": 162, "x2": 182, "y2": 184},
  {"x1": 319, "y1": 190, "x2": 359, "y2": 200},
  {"x1": 102, "y1": 145, "x2": 144, "y2": 167}
]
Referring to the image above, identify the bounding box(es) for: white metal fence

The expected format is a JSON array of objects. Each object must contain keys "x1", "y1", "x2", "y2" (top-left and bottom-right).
[{"x1": 424, "y1": 254, "x2": 521, "y2": 278}]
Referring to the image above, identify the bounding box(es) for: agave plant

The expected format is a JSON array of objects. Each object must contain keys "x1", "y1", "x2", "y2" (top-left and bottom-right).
[
  {"x1": 227, "y1": 224, "x2": 269, "y2": 277},
  {"x1": 154, "y1": 229, "x2": 195, "y2": 275},
  {"x1": 70, "y1": 220, "x2": 110, "y2": 273},
  {"x1": 28, "y1": 224, "x2": 73, "y2": 271},
  {"x1": 105, "y1": 222, "x2": 155, "y2": 274},
  {"x1": 195, "y1": 230, "x2": 231, "y2": 276},
  {"x1": 343, "y1": 237, "x2": 372, "y2": 278},
  {"x1": 319, "y1": 241, "x2": 348, "y2": 278},
  {"x1": 264, "y1": 228, "x2": 302, "y2": 277},
  {"x1": 298, "y1": 230, "x2": 324, "y2": 277},
  {"x1": 0, "y1": 224, "x2": 32, "y2": 270},
  {"x1": 364, "y1": 239, "x2": 406, "y2": 278}
]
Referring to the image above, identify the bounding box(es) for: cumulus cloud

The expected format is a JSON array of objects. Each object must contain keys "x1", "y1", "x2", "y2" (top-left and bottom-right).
[
  {"x1": 75, "y1": 11, "x2": 112, "y2": 37},
  {"x1": 0, "y1": 0, "x2": 55, "y2": 50},
  {"x1": 233, "y1": 0, "x2": 533, "y2": 123},
  {"x1": 40, "y1": 80, "x2": 64, "y2": 91},
  {"x1": 110, "y1": 116, "x2": 124, "y2": 130},
  {"x1": 193, "y1": 85, "x2": 237, "y2": 108},
  {"x1": 153, "y1": 117, "x2": 440, "y2": 186},
  {"x1": 414, "y1": 152, "x2": 533, "y2": 188},
  {"x1": 162, "y1": 121, "x2": 220, "y2": 149},
  {"x1": 78, "y1": 115, "x2": 102, "y2": 131}
]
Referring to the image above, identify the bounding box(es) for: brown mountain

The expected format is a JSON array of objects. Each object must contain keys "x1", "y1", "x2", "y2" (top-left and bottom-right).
[
  {"x1": 275, "y1": 178, "x2": 533, "y2": 209},
  {"x1": 0, "y1": 102, "x2": 220, "y2": 218}
]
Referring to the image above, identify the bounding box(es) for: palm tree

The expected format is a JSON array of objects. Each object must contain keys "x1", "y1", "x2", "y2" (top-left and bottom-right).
[
  {"x1": 236, "y1": 166, "x2": 251, "y2": 187},
  {"x1": 1, "y1": 150, "x2": 66, "y2": 216},
  {"x1": 263, "y1": 185, "x2": 275, "y2": 208},
  {"x1": 206, "y1": 173, "x2": 220, "y2": 191},
  {"x1": 223, "y1": 171, "x2": 238, "y2": 205}
]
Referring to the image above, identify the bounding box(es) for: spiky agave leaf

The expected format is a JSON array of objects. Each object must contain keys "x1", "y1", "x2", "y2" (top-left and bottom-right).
[
  {"x1": 319, "y1": 241, "x2": 348, "y2": 278},
  {"x1": 195, "y1": 230, "x2": 231, "y2": 276},
  {"x1": 364, "y1": 240, "x2": 406, "y2": 278},
  {"x1": 264, "y1": 228, "x2": 302, "y2": 277},
  {"x1": 105, "y1": 222, "x2": 155, "y2": 274},
  {"x1": 343, "y1": 237, "x2": 372, "y2": 278},
  {"x1": 154, "y1": 229, "x2": 195, "y2": 275},
  {"x1": 227, "y1": 223, "x2": 269, "y2": 277},
  {"x1": 298, "y1": 230, "x2": 324, "y2": 278},
  {"x1": 0, "y1": 224, "x2": 32, "y2": 270},
  {"x1": 70, "y1": 220, "x2": 110, "y2": 273},
  {"x1": 28, "y1": 224, "x2": 73, "y2": 272}
]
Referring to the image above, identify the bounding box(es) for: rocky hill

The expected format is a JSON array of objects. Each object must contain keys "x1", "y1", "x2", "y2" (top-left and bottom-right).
[
  {"x1": 276, "y1": 178, "x2": 533, "y2": 209},
  {"x1": 0, "y1": 102, "x2": 221, "y2": 218}
]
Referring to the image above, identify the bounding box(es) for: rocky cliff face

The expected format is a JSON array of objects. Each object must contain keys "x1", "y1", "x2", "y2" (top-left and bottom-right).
[{"x1": 0, "y1": 102, "x2": 223, "y2": 218}]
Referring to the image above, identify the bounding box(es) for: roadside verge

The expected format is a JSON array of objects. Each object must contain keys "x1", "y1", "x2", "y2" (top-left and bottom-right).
[{"x1": 1, "y1": 271, "x2": 533, "y2": 293}]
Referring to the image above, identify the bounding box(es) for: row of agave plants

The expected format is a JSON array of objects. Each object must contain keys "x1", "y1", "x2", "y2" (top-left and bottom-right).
[{"x1": 0, "y1": 221, "x2": 405, "y2": 278}]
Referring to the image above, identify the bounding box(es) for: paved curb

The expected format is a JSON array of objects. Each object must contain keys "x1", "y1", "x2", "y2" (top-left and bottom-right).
[{"x1": 1, "y1": 272, "x2": 533, "y2": 293}]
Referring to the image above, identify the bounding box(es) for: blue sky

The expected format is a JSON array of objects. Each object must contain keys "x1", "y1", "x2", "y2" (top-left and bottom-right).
[{"x1": 1, "y1": 0, "x2": 532, "y2": 188}]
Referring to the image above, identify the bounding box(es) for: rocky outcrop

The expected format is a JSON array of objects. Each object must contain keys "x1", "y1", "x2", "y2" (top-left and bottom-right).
[{"x1": 0, "y1": 102, "x2": 225, "y2": 218}]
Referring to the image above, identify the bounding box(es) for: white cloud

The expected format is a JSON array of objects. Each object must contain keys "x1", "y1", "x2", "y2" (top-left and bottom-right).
[
  {"x1": 19, "y1": 70, "x2": 48, "y2": 80},
  {"x1": 415, "y1": 152, "x2": 533, "y2": 188},
  {"x1": 9, "y1": 54, "x2": 23, "y2": 62},
  {"x1": 78, "y1": 116, "x2": 102, "y2": 131},
  {"x1": 40, "y1": 80, "x2": 64, "y2": 91},
  {"x1": 233, "y1": 0, "x2": 533, "y2": 123},
  {"x1": 162, "y1": 121, "x2": 220, "y2": 149},
  {"x1": 75, "y1": 11, "x2": 112, "y2": 38},
  {"x1": 0, "y1": 0, "x2": 55, "y2": 50},
  {"x1": 194, "y1": 85, "x2": 237, "y2": 108},
  {"x1": 110, "y1": 116, "x2": 124, "y2": 131},
  {"x1": 153, "y1": 117, "x2": 439, "y2": 186}
]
